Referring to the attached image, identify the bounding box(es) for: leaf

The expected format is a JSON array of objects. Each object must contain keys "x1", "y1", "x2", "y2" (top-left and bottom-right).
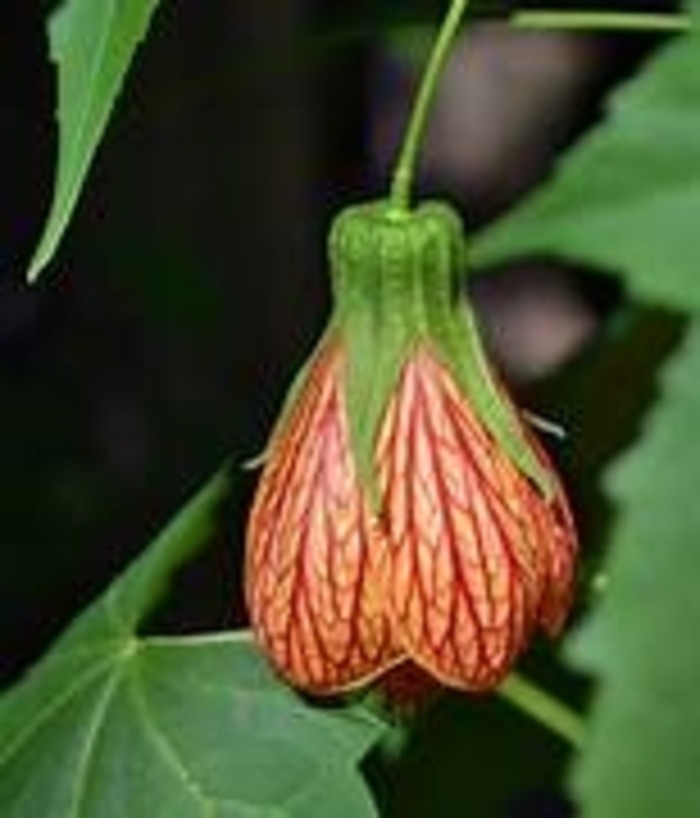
[
  {"x1": 567, "y1": 322, "x2": 700, "y2": 817},
  {"x1": 471, "y1": 0, "x2": 700, "y2": 312},
  {"x1": 0, "y1": 471, "x2": 383, "y2": 817},
  {"x1": 28, "y1": 0, "x2": 164, "y2": 282}
]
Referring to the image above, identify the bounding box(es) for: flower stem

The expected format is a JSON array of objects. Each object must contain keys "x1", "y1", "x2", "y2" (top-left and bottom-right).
[
  {"x1": 498, "y1": 672, "x2": 586, "y2": 749},
  {"x1": 389, "y1": 0, "x2": 470, "y2": 212},
  {"x1": 513, "y1": 10, "x2": 691, "y2": 33}
]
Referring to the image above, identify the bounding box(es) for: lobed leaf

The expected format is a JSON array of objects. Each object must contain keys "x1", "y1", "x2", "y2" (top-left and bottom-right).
[
  {"x1": 568, "y1": 323, "x2": 700, "y2": 816},
  {"x1": 472, "y1": 0, "x2": 700, "y2": 312},
  {"x1": 0, "y1": 471, "x2": 383, "y2": 817}
]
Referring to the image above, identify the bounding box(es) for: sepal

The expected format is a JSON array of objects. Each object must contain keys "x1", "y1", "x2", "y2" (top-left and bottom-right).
[{"x1": 328, "y1": 199, "x2": 554, "y2": 502}]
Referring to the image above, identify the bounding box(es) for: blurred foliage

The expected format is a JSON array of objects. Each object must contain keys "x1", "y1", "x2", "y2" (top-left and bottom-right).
[
  {"x1": 472, "y1": 4, "x2": 700, "y2": 311},
  {"x1": 570, "y1": 320, "x2": 700, "y2": 816},
  {"x1": 472, "y1": 0, "x2": 700, "y2": 814}
]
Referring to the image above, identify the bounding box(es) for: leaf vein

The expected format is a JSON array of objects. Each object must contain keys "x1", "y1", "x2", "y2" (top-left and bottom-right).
[
  {"x1": 127, "y1": 659, "x2": 216, "y2": 817},
  {"x1": 0, "y1": 651, "x2": 118, "y2": 768}
]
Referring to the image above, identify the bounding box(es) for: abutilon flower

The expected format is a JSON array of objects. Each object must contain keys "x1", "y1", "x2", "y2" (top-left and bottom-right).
[{"x1": 245, "y1": 200, "x2": 577, "y2": 695}]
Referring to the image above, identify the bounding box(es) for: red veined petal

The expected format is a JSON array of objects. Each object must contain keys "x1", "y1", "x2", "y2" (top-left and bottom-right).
[
  {"x1": 377, "y1": 346, "x2": 576, "y2": 691},
  {"x1": 509, "y1": 421, "x2": 577, "y2": 634},
  {"x1": 245, "y1": 339, "x2": 402, "y2": 693}
]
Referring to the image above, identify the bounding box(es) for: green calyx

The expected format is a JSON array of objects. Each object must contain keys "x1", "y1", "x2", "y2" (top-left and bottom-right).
[{"x1": 327, "y1": 199, "x2": 555, "y2": 504}]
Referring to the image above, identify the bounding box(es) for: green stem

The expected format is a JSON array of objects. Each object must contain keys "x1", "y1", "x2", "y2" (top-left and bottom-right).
[
  {"x1": 498, "y1": 672, "x2": 586, "y2": 749},
  {"x1": 513, "y1": 10, "x2": 691, "y2": 33},
  {"x1": 389, "y1": 0, "x2": 470, "y2": 211}
]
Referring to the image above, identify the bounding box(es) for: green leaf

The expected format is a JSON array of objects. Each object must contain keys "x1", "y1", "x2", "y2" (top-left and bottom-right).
[
  {"x1": 0, "y1": 471, "x2": 383, "y2": 817},
  {"x1": 567, "y1": 322, "x2": 700, "y2": 816},
  {"x1": 29, "y1": 0, "x2": 164, "y2": 282},
  {"x1": 471, "y1": 1, "x2": 700, "y2": 312}
]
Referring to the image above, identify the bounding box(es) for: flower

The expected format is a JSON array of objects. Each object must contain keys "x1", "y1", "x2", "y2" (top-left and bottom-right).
[
  {"x1": 375, "y1": 345, "x2": 575, "y2": 691},
  {"x1": 245, "y1": 201, "x2": 577, "y2": 695},
  {"x1": 245, "y1": 337, "x2": 400, "y2": 692}
]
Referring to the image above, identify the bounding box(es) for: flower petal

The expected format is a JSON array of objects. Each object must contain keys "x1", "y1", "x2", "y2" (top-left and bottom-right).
[
  {"x1": 378, "y1": 347, "x2": 575, "y2": 690},
  {"x1": 245, "y1": 340, "x2": 401, "y2": 693}
]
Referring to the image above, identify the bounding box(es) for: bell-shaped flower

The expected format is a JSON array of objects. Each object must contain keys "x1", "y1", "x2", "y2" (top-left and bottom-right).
[{"x1": 245, "y1": 201, "x2": 577, "y2": 694}]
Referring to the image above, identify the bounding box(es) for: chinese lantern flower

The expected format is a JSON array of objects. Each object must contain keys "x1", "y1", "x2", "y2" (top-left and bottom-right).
[{"x1": 245, "y1": 200, "x2": 577, "y2": 695}]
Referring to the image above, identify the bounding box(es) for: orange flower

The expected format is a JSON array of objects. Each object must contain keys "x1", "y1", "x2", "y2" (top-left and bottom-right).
[
  {"x1": 375, "y1": 345, "x2": 575, "y2": 691},
  {"x1": 245, "y1": 201, "x2": 577, "y2": 695},
  {"x1": 245, "y1": 339, "x2": 575, "y2": 694},
  {"x1": 246, "y1": 338, "x2": 400, "y2": 692}
]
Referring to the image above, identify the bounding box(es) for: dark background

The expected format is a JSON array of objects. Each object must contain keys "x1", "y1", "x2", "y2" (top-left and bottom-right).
[{"x1": 0, "y1": 1, "x2": 679, "y2": 814}]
